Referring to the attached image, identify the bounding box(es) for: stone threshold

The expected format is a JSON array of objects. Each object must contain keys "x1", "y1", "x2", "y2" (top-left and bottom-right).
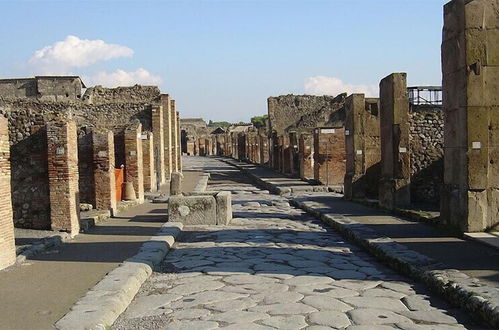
[
  {"x1": 222, "y1": 157, "x2": 499, "y2": 328},
  {"x1": 80, "y1": 200, "x2": 141, "y2": 232},
  {"x1": 464, "y1": 232, "x2": 499, "y2": 252},
  {"x1": 55, "y1": 222, "x2": 184, "y2": 330}
]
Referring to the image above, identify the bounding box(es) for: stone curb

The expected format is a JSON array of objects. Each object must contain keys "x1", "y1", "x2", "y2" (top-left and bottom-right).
[
  {"x1": 220, "y1": 157, "x2": 499, "y2": 328},
  {"x1": 55, "y1": 221, "x2": 184, "y2": 330},
  {"x1": 290, "y1": 197, "x2": 499, "y2": 328}
]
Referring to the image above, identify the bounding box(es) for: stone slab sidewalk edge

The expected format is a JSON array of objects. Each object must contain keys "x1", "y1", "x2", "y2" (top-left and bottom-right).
[
  {"x1": 54, "y1": 222, "x2": 184, "y2": 330},
  {"x1": 223, "y1": 157, "x2": 499, "y2": 328}
]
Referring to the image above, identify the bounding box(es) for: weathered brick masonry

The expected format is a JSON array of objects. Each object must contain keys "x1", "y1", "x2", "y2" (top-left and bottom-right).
[
  {"x1": 47, "y1": 121, "x2": 80, "y2": 235},
  {"x1": 441, "y1": 0, "x2": 499, "y2": 232},
  {"x1": 299, "y1": 133, "x2": 314, "y2": 180},
  {"x1": 152, "y1": 105, "x2": 165, "y2": 184},
  {"x1": 0, "y1": 115, "x2": 15, "y2": 270},
  {"x1": 313, "y1": 127, "x2": 346, "y2": 186},
  {"x1": 162, "y1": 94, "x2": 173, "y2": 181},
  {"x1": 92, "y1": 130, "x2": 116, "y2": 213}
]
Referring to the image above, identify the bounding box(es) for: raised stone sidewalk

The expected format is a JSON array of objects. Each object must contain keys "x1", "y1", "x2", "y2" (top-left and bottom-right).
[{"x1": 219, "y1": 157, "x2": 499, "y2": 328}]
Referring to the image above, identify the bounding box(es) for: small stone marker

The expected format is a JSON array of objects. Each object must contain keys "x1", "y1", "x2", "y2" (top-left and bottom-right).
[{"x1": 170, "y1": 172, "x2": 183, "y2": 195}]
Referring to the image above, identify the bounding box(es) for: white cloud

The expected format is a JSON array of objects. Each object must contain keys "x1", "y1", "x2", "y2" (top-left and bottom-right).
[
  {"x1": 29, "y1": 35, "x2": 134, "y2": 74},
  {"x1": 304, "y1": 76, "x2": 378, "y2": 97},
  {"x1": 85, "y1": 68, "x2": 162, "y2": 87}
]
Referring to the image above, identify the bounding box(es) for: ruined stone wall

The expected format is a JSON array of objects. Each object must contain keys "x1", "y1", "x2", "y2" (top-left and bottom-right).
[
  {"x1": 0, "y1": 97, "x2": 153, "y2": 227},
  {"x1": 313, "y1": 127, "x2": 346, "y2": 186},
  {"x1": 0, "y1": 115, "x2": 15, "y2": 270},
  {"x1": 268, "y1": 94, "x2": 346, "y2": 135},
  {"x1": 78, "y1": 131, "x2": 95, "y2": 205},
  {"x1": 409, "y1": 107, "x2": 444, "y2": 204},
  {"x1": 82, "y1": 85, "x2": 160, "y2": 104}
]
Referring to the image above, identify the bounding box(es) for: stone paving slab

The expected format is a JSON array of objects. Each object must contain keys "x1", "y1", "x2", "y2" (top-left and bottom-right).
[{"x1": 113, "y1": 157, "x2": 483, "y2": 329}]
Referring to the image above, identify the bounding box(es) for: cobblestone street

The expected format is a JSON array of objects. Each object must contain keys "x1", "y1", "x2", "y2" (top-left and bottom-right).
[{"x1": 114, "y1": 157, "x2": 479, "y2": 330}]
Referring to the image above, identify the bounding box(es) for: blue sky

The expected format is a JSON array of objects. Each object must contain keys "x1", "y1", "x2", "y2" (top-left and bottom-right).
[{"x1": 0, "y1": 0, "x2": 448, "y2": 122}]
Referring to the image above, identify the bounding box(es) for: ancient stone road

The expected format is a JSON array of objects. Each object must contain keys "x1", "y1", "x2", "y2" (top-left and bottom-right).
[{"x1": 114, "y1": 157, "x2": 480, "y2": 329}]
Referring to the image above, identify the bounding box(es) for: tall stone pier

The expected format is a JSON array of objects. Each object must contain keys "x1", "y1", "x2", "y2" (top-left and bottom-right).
[
  {"x1": 142, "y1": 131, "x2": 156, "y2": 192},
  {"x1": 171, "y1": 100, "x2": 179, "y2": 172},
  {"x1": 299, "y1": 133, "x2": 314, "y2": 180},
  {"x1": 161, "y1": 94, "x2": 173, "y2": 181},
  {"x1": 344, "y1": 94, "x2": 381, "y2": 200},
  {"x1": 92, "y1": 130, "x2": 116, "y2": 213},
  {"x1": 0, "y1": 116, "x2": 16, "y2": 270},
  {"x1": 47, "y1": 120, "x2": 80, "y2": 235},
  {"x1": 441, "y1": 0, "x2": 499, "y2": 232},
  {"x1": 125, "y1": 121, "x2": 144, "y2": 203},
  {"x1": 379, "y1": 73, "x2": 411, "y2": 209},
  {"x1": 152, "y1": 105, "x2": 165, "y2": 184}
]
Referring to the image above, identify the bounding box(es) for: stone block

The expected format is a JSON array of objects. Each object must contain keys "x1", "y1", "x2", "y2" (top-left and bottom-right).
[
  {"x1": 170, "y1": 172, "x2": 183, "y2": 196},
  {"x1": 215, "y1": 191, "x2": 232, "y2": 225},
  {"x1": 168, "y1": 195, "x2": 216, "y2": 225}
]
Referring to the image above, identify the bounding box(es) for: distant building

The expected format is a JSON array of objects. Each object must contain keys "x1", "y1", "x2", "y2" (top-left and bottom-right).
[{"x1": 0, "y1": 76, "x2": 85, "y2": 101}]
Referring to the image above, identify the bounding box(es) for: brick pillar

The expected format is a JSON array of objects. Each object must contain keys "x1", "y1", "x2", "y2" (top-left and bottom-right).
[
  {"x1": 0, "y1": 116, "x2": 16, "y2": 270},
  {"x1": 313, "y1": 127, "x2": 346, "y2": 186},
  {"x1": 299, "y1": 133, "x2": 314, "y2": 180},
  {"x1": 152, "y1": 105, "x2": 165, "y2": 184},
  {"x1": 170, "y1": 100, "x2": 178, "y2": 172},
  {"x1": 379, "y1": 73, "x2": 411, "y2": 209},
  {"x1": 176, "y1": 113, "x2": 182, "y2": 171},
  {"x1": 161, "y1": 94, "x2": 172, "y2": 181},
  {"x1": 282, "y1": 135, "x2": 292, "y2": 174},
  {"x1": 124, "y1": 121, "x2": 144, "y2": 203},
  {"x1": 344, "y1": 94, "x2": 381, "y2": 200},
  {"x1": 289, "y1": 132, "x2": 299, "y2": 176},
  {"x1": 142, "y1": 131, "x2": 156, "y2": 192},
  {"x1": 92, "y1": 130, "x2": 116, "y2": 213},
  {"x1": 441, "y1": 0, "x2": 499, "y2": 232},
  {"x1": 47, "y1": 121, "x2": 80, "y2": 235}
]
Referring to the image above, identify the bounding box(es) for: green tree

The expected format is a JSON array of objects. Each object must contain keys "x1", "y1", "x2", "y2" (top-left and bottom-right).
[{"x1": 251, "y1": 115, "x2": 268, "y2": 128}]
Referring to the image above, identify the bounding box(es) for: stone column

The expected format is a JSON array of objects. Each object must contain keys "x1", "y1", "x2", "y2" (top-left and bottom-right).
[
  {"x1": 161, "y1": 94, "x2": 172, "y2": 181},
  {"x1": 344, "y1": 94, "x2": 381, "y2": 200},
  {"x1": 170, "y1": 100, "x2": 178, "y2": 172},
  {"x1": 152, "y1": 105, "x2": 165, "y2": 184},
  {"x1": 124, "y1": 121, "x2": 144, "y2": 203},
  {"x1": 379, "y1": 73, "x2": 411, "y2": 209},
  {"x1": 142, "y1": 131, "x2": 156, "y2": 192},
  {"x1": 176, "y1": 113, "x2": 182, "y2": 171},
  {"x1": 260, "y1": 134, "x2": 270, "y2": 165},
  {"x1": 313, "y1": 127, "x2": 346, "y2": 186},
  {"x1": 47, "y1": 120, "x2": 80, "y2": 235},
  {"x1": 0, "y1": 116, "x2": 16, "y2": 270},
  {"x1": 92, "y1": 130, "x2": 116, "y2": 213},
  {"x1": 441, "y1": 0, "x2": 499, "y2": 232},
  {"x1": 299, "y1": 133, "x2": 314, "y2": 180}
]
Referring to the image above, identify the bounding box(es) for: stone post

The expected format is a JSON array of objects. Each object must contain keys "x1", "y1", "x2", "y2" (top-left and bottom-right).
[
  {"x1": 170, "y1": 172, "x2": 183, "y2": 195},
  {"x1": 440, "y1": 0, "x2": 499, "y2": 232},
  {"x1": 124, "y1": 120, "x2": 144, "y2": 203},
  {"x1": 176, "y1": 112, "x2": 182, "y2": 171},
  {"x1": 299, "y1": 133, "x2": 314, "y2": 180},
  {"x1": 152, "y1": 105, "x2": 165, "y2": 184},
  {"x1": 142, "y1": 131, "x2": 156, "y2": 192},
  {"x1": 47, "y1": 120, "x2": 80, "y2": 235},
  {"x1": 313, "y1": 127, "x2": 346, "y2": 186},
  {"x1": 344, "y1": 94, "x2": 381, "y2": 200},
  {"x1": 0, "y1": 116, "x2": 16, "y2": 270},
  {"x1": 92, "y1": 130, "x2": 116, "y2": 213},
  {"x1": 378, "y1": 73, "x2": 411, "y2": 209},
  {"x1": 170, "y1": 100, "x2": 178, "y2": 172},
  {"x1": 161, "y1": 94, "x2": 172, "y2": 181}
]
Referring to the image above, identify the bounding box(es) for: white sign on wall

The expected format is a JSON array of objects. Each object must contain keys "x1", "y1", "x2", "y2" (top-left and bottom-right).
[{"x1": 321, "y1": 128, "x2": 336, "y2": 134}]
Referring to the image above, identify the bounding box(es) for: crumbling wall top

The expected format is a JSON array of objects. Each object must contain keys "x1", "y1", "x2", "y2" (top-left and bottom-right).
[{"x1": 82, "y1": 85, "x2": 161, "y2": 105}]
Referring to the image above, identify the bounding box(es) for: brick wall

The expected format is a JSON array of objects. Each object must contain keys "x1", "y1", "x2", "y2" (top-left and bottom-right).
[
  {"x1": 78, "y1": 130, "x2": 95, "y2": 205},
  {"x1": 47, "y1": 121, "x2": 80, "y2": 235},
  {"x1": 142, "y1": 131, "x2": 156, "y2": 192},
  {"x1": 161, "y1": 94, "x2": 172, "y2": 180},
  {"x1": 176, "y1": 112, "x2": 182, "y2": 171},
  {"x1": 313, "y1": 127, "x2": 346, "y2": 186},
  {"x1": 0, "y1": 115, "x2": 15, "y2": 270},
  {"x1": 171, "y1": 100, "x2": 178, "y2": 172},
  {"x1": 92, "y1": 130, "x2": 116, "y2": 213},
  {"x1": 124, "y1": 121, "x2": 144, "y2": 203}
]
